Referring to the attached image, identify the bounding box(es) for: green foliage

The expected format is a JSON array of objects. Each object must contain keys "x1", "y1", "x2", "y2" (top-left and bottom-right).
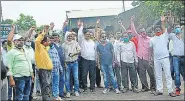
[
  {"x1": 15, "y1": 13, "x2": 36, "y2": 31},
  {"x1": 132, "y1": 0, "x2": 185, "y2": 24},
  {"x1": 36, "y1": 25, "x2": 44, "y2": 33},
  {"x1": 1, "y1": 19, "x2": 14, "y2": 24}
]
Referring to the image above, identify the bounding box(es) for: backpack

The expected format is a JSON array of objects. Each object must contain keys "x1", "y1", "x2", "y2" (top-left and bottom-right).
[{"x1": 1, "y1": 61, "x2": 7, "y2": 80}]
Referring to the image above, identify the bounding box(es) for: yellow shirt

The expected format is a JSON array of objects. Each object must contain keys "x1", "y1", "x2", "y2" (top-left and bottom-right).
[{"x1": 35, "y1": 32, "x2": 53, "y2": 70}]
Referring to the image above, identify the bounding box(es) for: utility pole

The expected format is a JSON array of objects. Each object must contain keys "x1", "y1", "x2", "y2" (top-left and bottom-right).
[
  {"x1": 122, "y1": 0, "x2": 125, "y2": 12},
  {"x1": 0, "y1": 1, "x2": 3, "y2": 22}
]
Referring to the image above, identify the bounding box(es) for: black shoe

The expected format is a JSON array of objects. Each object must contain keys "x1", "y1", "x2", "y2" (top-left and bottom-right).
[
  {"x1": 141, "y1": 88, "x2": 150, "y2": 92},
  {"x1": 132, "y1": 88, "x2": 140, "y2": 93},
  {"x1": 172, "y1": 76, "x2": 175, "y2": 80},
  {"x1": 150, "y1": 89, "x2": 155, "y2": 94},
  {"x1": 169, "y1": 92, "x2": 176, "y2": 97},
  {"x1": 122, "y1": 88, "x2": 129, "y2": 93},
  {"x1": 90, "y1": 89, "x2": 96, "y2": 94},
  {"x1": 97, "y1": 85, "x2": 103, "y2": 88},
  {"x1": 83, "y1": 89, "x2": 88, "y2": 94},
  {"x1": 154, "y1": 91, "x2": 163, "y2": 96}
]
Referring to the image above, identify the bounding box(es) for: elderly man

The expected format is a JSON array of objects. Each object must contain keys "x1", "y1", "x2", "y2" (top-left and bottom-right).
[
  {"x1": 130, "y1": 16, "x2": 156, "y2": 93},
  {"x1": 62, "y1": 31, "x2": 81, "y2": 97},
  {"x1": 7, "y1": 34, "x2": 34, "y2": 101}
]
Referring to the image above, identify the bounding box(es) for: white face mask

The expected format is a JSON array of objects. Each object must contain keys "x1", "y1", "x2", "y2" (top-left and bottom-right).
[{"x1": 25, "y1": 42, "x2": 31, "y2": 47}]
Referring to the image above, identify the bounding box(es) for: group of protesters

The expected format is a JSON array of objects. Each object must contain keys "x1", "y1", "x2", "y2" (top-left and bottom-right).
[{"x1": 1, "y1": 15, "x2": 184, "y2": 101}]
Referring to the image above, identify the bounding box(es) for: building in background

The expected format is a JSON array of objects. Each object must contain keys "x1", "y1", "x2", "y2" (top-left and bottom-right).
[{"x1": 66, "y1": 8, "x2": 122, "y2": 34}]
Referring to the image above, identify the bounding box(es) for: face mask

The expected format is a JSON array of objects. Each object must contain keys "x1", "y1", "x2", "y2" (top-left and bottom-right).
[
  {"x1": 100, "y1": 39, "x2": 106, "y2": 43},
  {"x1": 155, "y1": 32, "x2": 162, "y2": 36},
  {"x1": 49, "y1": 43, "x2": 54, "y2": 47},
  {"x1": 175, "y1": 28, "x2": 181, "y2": 35},
  {"x1": 25, "y1": 42, "x2": 31, "y2": 47},
  {"x1": 122, "y1": 37, "x2": 129, "y2": 43}
]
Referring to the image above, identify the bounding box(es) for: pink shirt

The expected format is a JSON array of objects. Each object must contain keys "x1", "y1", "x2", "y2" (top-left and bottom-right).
[
  {"x1": 136, "y1": 35, "x2": 151, "y2": 61},
  {"x1": 130, "y1": 22, "x2": 151, "y2": 61}
]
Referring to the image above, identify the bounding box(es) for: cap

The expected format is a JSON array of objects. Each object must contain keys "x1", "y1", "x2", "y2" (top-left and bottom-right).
[{"x1": 13, "y1": 34, "x2": 23, "y2": 41}]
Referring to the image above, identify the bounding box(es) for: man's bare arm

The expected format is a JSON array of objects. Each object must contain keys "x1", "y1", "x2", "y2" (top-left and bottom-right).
[{"x1": 7, "y1": 25, "x2": 16, "y2": 46}]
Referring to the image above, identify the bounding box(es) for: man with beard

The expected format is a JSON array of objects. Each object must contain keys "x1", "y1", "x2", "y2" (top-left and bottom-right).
[
  {"x1": 130, "y1": 16, "x2": 156, "y2": 93},
  {"x1": 62, "y1": 32, "x2": 81, "y2": 97},
  {"x1": 7, "y1": 34, "x2": 34, "y2": 100}
]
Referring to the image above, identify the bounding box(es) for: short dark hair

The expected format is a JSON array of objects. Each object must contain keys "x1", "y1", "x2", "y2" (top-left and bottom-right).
[
  {"x1": 83, "y1": 29, "x2": 89, "y2": 35},
  {"x1": 154, "y1": 25, "x2": 161, "y2": 30},
  {"x1": 2, "y1": 40, "x2": 7, "y2": 45},
  {"x1": 52, "y1": 33, "x2": 60, "y2": 37},
  {"x1": 35, "y1": 34, "x2": 38, "y2": 39},
  {"x1": 41, "y1": 35, "x2": 49, "y2": 44}
]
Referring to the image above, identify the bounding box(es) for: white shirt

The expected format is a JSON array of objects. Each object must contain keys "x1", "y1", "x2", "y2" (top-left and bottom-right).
[
  {"x1": 116, "y1": 41, "x2": 138, "y2": 63},
  {"x1": 169, "y1": 33, "x2": 184, "y2": 56},
  {"x1": 150, "y1": 33, "x2": 169, "y2": 60},
  {"x1": 78, "y1": 26, "x2": 96, "y2": 60}
]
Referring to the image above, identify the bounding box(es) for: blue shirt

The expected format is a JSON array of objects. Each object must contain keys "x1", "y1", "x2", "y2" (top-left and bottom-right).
[
  {"x1": 54, "y1": 43, "x2": 65, "y2": 68},
  {"x1": 97, "y1": 42, "x2": 113, "y2": 65},
  {"x1": 48, "y1": 45, "x2": 63, "y2": 72}
]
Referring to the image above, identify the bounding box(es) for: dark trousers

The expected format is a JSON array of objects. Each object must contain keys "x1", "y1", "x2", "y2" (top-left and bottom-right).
[
  {"x1": 78, "y1": 56, "x2": 83, "y2": 88},
  {"x1": 82, "y1": 58, "x2": 96, "y2": 90},
  {"x1": 121, "y1": 62, "x2": 138, "y2": 89},
  {"x1": 29, "y1": 64, "x2": 35, "y2": 101},
  {"x1": 38, "y1": 69, "x2": 52, "y2": 100},
  {"x1": 96, "y1": 66, "x2": 101, "y2": 87},
  {"x1": 138, "y1": 58, "x2": 156, "y2": 90}
]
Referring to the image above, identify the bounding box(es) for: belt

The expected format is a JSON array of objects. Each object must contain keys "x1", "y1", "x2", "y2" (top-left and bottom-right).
[
  {"x1": 173, "y1": 55, "x2": 185, "y2": 58},
  {"x1": 65, "y1": 60, "x2": 77, "y2": 64}
]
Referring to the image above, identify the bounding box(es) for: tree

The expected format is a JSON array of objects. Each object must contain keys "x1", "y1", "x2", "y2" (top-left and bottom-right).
[
  {"x1": 132, "y1": 0, "x2": 185, "y2": 24},
  {"x1": 37, "y1": 25, "x2": 44, "y2": 33},
  {"x1": 1, "y1": 19, "x2": 14, "y2": 24},
  {"x1": 15, "y1": 13, "x2": 36, "y2": 31}
]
